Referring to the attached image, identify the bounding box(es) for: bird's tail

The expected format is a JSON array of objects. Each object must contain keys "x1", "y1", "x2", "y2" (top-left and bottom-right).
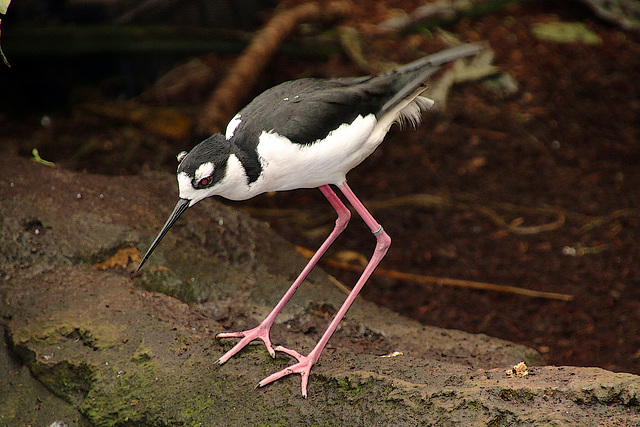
[
  {"x1": 379, "y1": 42, "x2": 487, "y2": 117},
  {"x1": 397, "y1": 42, "x2": 487, "y2": 75}
]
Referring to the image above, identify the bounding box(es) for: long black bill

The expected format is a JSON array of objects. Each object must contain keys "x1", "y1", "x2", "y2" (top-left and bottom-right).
[{"x1": 137, "y1": 198, "x2": 191, "y2": 272}]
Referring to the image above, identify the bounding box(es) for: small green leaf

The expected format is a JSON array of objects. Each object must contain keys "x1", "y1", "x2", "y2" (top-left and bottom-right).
[
  {"x1": 0, "y1": 0, "x2": 10, "y2": 67},
  {"x1": 31, "y1": 148, "x2": 56, "y2": 167},
  {"x1": 531, "y1": 22, "x2": 602, "y2": 45},
  {"x1": 0, "y1": 0, "x2": 10, "y2": 15},
  {"x1": 0, "y1": 21, "x2": 9, "y2": 67}
]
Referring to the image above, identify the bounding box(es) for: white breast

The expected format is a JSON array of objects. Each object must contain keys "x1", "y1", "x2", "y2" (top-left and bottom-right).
[{"x1": 254, "y1": 114, "x2": 379, "y2": 192}]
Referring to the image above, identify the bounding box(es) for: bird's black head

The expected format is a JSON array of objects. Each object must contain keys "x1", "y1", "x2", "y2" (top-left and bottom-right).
[
  {"x1": 137, "y1": 133, "x2": 230, "y2": 272},
  {"x1": 176, "y1": 133, "x2": 231, "y2": 203}
]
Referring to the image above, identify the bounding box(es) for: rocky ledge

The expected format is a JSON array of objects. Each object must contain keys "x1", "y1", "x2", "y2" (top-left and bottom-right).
[{"x1": 1, "y1": 155, "x2": 638, "y2": 426}]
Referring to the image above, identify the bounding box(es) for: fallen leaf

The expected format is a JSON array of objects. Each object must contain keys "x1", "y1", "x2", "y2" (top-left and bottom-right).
[
  {"x1": 531, "y1": 22, "x2": 602, "y2": 45},
  {"x1": 95, "y1": 247, "x2": 141, "y2": 270}
]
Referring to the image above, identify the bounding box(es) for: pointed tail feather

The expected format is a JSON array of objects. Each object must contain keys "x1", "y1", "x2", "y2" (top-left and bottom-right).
[{"x1": 379, "y1": 42, "x2": 487, "y2": 119}]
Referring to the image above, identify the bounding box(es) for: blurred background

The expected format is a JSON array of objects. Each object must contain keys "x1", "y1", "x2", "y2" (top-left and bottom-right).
[{"x1": 1, "y1": 0, "x2": 639, "y2": 375}]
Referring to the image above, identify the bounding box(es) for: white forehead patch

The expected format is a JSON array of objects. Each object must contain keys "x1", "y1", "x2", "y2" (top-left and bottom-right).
[
  {"x1": 226, "y1": 114, "x2": 242, "y2": 140},
  {"x1": 195, "y1": 162, "x2": 215, "y2": 181},
  {"x1": 177, "y1": 172, "x2": 198, "y2": 205}
]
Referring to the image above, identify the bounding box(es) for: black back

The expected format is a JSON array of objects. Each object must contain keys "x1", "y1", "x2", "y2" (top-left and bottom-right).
[
  {"x1": 229, "y1": 77, "x2": 385, "y2": 148},
  {"x1": 228, "y1": 43, "x2": 485, "y2": 153}
]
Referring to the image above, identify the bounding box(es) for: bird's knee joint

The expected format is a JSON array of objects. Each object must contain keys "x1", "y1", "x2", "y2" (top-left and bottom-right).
[
  {"x1": 336, "y1": 209, "x2": 351, "y2": 227},
  {"x1": 372, "y1": 226, "x2": 391, "y2": 246}
]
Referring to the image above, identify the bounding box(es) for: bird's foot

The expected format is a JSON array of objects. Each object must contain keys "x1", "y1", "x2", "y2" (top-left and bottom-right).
[
  {"x1": 257, "y1": 345, "x2": 319, "y2": 398},
  {"x1": 217, "y1": 324, "x2": 276, "y2": 364}
]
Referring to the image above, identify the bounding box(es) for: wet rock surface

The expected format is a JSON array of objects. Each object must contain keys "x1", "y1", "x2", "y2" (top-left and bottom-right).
[{"x1": 1, "y1": 155, "x2": 638, "y2": 425}]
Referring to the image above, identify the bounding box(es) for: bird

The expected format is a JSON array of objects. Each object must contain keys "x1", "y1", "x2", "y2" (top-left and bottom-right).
[{"x1": 137, "y1": 42, "x2": 484, "y2": 398}]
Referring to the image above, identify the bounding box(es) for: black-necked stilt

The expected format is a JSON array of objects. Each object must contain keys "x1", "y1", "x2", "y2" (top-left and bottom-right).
[{"x1": 138, "y1": 43, "x2": 484, "y2": 397}]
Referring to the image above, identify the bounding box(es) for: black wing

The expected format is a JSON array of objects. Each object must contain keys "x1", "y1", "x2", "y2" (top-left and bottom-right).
[
  {"x1": 231, "y1": 77, "x2": 389, "y2": 148},
  {"x1": 231, "y1": 42, "x2": 485, "y2": 148}
]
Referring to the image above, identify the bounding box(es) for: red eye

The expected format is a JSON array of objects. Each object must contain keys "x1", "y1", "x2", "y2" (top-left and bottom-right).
[{"x1": 198, "y1": 177, "x2": 212, "y2": 187}]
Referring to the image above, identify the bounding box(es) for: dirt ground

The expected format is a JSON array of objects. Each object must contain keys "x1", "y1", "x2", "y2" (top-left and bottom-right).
[{"x1": 2, "y1": 0, "x2": 639, "y2": 378}]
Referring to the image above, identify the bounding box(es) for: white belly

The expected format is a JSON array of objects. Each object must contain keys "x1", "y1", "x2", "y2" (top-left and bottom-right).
[{"x1": 258, "y1": 114, "x2": 381, "y2": 189}]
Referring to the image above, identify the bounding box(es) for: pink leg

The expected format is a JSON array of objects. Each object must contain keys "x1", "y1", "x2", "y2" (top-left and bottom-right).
[
  {"x1": 258, "y1": 182, "x2": 391, "y2": 397},
  {"x1": 217, "y1": 184, "x2": 351, "y2": 364}
]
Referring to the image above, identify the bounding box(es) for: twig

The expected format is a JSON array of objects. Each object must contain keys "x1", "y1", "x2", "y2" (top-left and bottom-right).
[
  {"x1": 377, "y1": 0, "x2": 526, "y2": 33},
  {"x1": 326, "y1": 274, "x2": 354, "y2": 296},
  {"x1": 114, "y1": 0, "x2": 181, "y2": 24},
  {"x1": 0, "y1": 19, "x2": 10, "y2": 67},
  {"x1": 242, "y1": 192, "x2": 637, "y2": 236},
  {"x1": 367, "y1": 265, "x2": 574, "y2": 301},
  {"x1": 365, "y1": 194, "x2": 585, "y2": 235},
  {"x1": 295, "y1": 247, "x2": 574, "y2": 301},
  {"x1": 196, "y1": 1, "x2": 352, "y2": 135},
  {"x1": 578, "y1": 0, "x2": 640, "y2": 31},
  {"x1": 465, "y1": 205, "x2": 565, "y2": 235}
]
